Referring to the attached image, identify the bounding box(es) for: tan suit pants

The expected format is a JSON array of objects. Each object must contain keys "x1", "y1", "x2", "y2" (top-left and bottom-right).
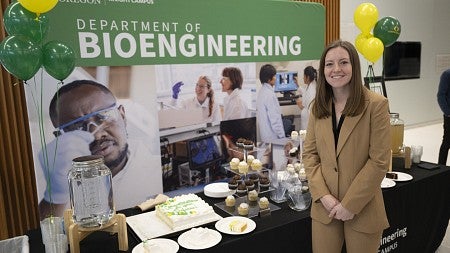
[{"x1": 312, "y1": 219, "x2": 383, "y2": 253}]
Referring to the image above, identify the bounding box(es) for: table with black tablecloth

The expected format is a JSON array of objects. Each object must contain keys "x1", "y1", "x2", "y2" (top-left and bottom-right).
[
  {"x1": 378, "y1": 165, "x2": 450, "y2": 253},
  {"x1": 27, "y1": 163, "x2": 450, "y2": 253}
]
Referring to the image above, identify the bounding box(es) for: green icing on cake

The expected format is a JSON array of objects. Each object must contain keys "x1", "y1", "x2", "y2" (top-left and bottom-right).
[{"x1": 158, "y1": 198, "x2": 200, "y2": 216}]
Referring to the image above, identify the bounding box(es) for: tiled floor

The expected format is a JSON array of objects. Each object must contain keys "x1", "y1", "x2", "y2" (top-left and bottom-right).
[{"x1": 404, "y1": 122, "x2": 450, "y2": 253}]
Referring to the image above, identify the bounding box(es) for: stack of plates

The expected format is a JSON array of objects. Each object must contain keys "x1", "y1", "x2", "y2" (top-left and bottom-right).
[{"x1": 204, "y1": 182, "x2": 235, "y2": 198}]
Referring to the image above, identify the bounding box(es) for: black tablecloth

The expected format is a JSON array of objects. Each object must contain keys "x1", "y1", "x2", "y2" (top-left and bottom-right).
[
  {"x1": 27, "y1": 163, "x2": 450, "y2": 253},
  {"x1": 379, "y1": 166, "x2": 450, "y2": 253}
]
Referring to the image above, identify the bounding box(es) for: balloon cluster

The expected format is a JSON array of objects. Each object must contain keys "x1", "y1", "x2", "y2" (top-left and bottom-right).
[
  {"x1": 354, "y1": 3, "x2": 401, "y2": 64},
  {"x1": 0, "y1": 1, "x2": 75, "y2": 81}
]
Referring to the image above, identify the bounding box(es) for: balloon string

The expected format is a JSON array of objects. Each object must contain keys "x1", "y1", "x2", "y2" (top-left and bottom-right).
[
  {"x1": 36, "y1": 21, "x2": 50, "y2": 209},
  {"x1": 26, "y1": 71, "x2": 52, "y2": 209},
  {"x1": 38, "y1": 16, "x2": 43, "y2": 47}
]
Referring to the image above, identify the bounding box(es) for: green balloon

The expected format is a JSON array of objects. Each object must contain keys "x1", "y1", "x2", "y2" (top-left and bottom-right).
[
  {"x1": 0, "y1": 35, "x2": 42, "y2": 81},
  {"x1": 3, "y1": 2, "x2": 49, "y2": 43},
  {"x1": 43, "y1": 41, "x2": 76, "y2": 81},
  {"x1": 374, "y1": 16, "x2": 401, "y2": 47}
]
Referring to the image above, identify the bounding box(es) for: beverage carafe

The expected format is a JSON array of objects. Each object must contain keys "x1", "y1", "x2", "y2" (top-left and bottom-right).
[
  {"x1": 68, "y1": 155, "x2": 115, "y2": 227},
  {"x1": 390, "y1": 113, "x2": 404, "y2": 155}
]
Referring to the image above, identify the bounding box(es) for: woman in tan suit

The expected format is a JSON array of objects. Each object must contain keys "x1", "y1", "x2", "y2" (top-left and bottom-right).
[{"x1": 303, "y1": 40, "x2": 391, "y2": 253}]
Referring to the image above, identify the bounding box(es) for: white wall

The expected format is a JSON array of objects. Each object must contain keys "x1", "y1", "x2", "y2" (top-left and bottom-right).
[{"x1": 341, "y1": 0, "x2": 450, "y2": 127}]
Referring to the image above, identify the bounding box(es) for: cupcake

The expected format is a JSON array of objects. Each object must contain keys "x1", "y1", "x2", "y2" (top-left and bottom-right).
[
  {"x1": 251, "y1": 159, "x2": 263, "y2": 171},
  {"x1": 246, "y1": 155, "x2": 255, "y2": 165},
  {"x1": 286, "y1": 164, "x2": 296, "y2": 175},
  {"x1": 228, "y1": 178, "x2": 238, "y2": 190},
  {"x1": 299, "y1": 130, "x2": 307, "y2": 141},
  {"x1": 291, "y1": 130, "x2": 299, "y2": 140},
  {"x1": 301, "y1": 185, "x2": 309, "y2": 193},
  {"x1": 243, "y1": 140, "x2": 254, "y2": 150},
  {"x1": 236, "y1": 138, "x2": 246, "y2": 148},
  {"x1": 249, "y1": 173, "x2": 259, "y2": 186},
  {"x1": 225, "y1": 195, "x2": 236, "y2": 207},
  {"x1": 259, "y1": 173, "x2": 269, "y2": 180},
  {"x1": 238, "y1": 161, "x2": 249, "y2": 174},
  {"x1": 236, "y1": 182, "x2": 247, "y2": 196},
  {"x1": 237, "y1": 203, "x2": 249, "y2": 216},
  {"x1": 289, "y1": 147, "x2": 299, "y2": 157},
  {"x1": 259, "y1": 177, "x2": 270, "y2": 190},
  {"x1": 259, "y1": 197, "x2": 270, "y2": 210},
  {"x1": 298, "y1": 167, "x2": 307, "y2": 182},
  {"x1": 233, "y1": 174, "x2": 243, "y2": 183},
  {"x1": 229, "y1": 158, "x2": 240, "y2": 171},
  {"x1": 294, "y1": 162, "x2": 302, "y2": 173},
  {"x1": 247, "y1": 190, "x2": 258, "y2": 202},
  {"x1": 286, "y1": 164, "x2": 295, "y2": 172},
  {"x1": 244, "y1": 180, "x2": 255, "y2": 191}
]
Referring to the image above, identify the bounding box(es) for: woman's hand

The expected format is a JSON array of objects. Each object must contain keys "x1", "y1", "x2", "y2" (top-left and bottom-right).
[
  {"x1": 172, "y1": 81, "x2": 184, "y2": 99},
  {"x1": 283, "y1": 141, "x2": 294, "y2": 157},
  {"x1": 222, "y1": 134, "x2": 243, "y2": 160},
  {"x1": 320, "y1": 194, "x2": 339, "y2": 213},
  {"x1": 329, "y1": 203, "x2": 355, "y2": 221}
]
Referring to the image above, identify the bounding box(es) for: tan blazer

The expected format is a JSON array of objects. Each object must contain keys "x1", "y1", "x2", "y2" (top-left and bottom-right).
[{"x1": 303, "y1": 90, "x2": 390, "y2": 233}]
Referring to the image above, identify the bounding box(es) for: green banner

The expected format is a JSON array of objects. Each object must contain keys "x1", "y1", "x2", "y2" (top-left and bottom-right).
[{"x1": 47, "y1": 0, "x2": 325, "y2": 66}]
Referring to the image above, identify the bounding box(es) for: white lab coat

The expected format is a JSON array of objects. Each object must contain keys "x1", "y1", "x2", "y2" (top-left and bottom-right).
[
  {"x1": 171, "y1": 96, "x2": 221, "y2": 123},
  {"x1": 256, "y1": 83, "x2": 285, "y2": 142},
  {"x1": 223, "y1": 88, "x2": 249, "y2": 121},
  {"x1": 299, "y1": 80, "x2": 317, "y2": 130}
]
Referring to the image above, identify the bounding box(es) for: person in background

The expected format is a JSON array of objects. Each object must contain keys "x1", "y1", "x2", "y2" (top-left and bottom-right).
[
  {"x1": 437, "y1": 69, "x2": 450, "y2": 165},
  {"x1": 302, "y1": 40, "x2": 390, "y2": 253},
  {"x1": 38, "y1": 80, "x2": 160, "y2": 219},
  {"x1": 220, "y1": 67, "x2": 249, "y2": 120},
  {"x1": 296, "y1": 66, "x2": 317, "y2": 130},
  {"x1": 256, "y1": 64, "x2": 286, "y2": 142},
  {"x1": 171, "y1": 75, "x2": 222, "y2": 123}
]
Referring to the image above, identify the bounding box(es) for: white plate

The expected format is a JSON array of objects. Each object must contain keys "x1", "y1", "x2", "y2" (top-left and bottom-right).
[
  {"x1": 132, "y1": 238, "x2": 179, "y2": 253},
  {"x1": 390, "y1": 172, "x2": 413, "y2": 182},
  {"x1": 381, "y1": 178, "x2": 396, "y2": 188},
  {"x1": 177, "y1": 227, "x2": 222, "y2": 250},
  {"x1": 204, "y1": 182, "x2": 236, "y2": 198},
  {"x1": 214, "y1": 216, "x2": 256, "y2": 235}
]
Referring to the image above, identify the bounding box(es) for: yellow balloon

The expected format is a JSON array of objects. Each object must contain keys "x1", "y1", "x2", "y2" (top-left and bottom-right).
[
  {"x1": 18, "y1": 0, "x2": 58, "y2": 15},
  {"x1": 355, "y1": 32, "x2": 373, "y2": 54},
  {"x1": 362, "y1": 37, "x2": 384, "y2": 63},
  {"x1": 354, "y1": 3, "x2": 379, "y2": 34}
]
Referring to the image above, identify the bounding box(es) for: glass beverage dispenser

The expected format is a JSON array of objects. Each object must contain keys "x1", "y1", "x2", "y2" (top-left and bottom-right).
[
  {"x1": 68, "y1": 155, "x2": 115, "y2": 227},
  {"x1": 390, "y1": 113, "x2": 404, "y2": 155}
]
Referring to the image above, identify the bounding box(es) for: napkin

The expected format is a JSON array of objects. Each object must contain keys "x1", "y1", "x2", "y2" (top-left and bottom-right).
[{"x1": 136, "y1": 194, "x2": 169, "y2": 211}]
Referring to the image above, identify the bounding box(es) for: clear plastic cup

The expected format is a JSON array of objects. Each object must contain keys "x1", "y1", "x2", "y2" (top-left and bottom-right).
[
  {"x1": 44, "y1": 234, "x2": 68, "y2": 253},
  {"x1": 40, "y1": 217, "x2": 64, "y2": 245},
  {"x1": 411, "y1": 145, "x2": 423, "y2": 163}
]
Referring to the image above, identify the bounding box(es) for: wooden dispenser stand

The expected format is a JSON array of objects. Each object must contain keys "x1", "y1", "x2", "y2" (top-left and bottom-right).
[
  {"x1": 391, "y1": 146, "x2": 412, "y2": 169},
  {"x1": 63, "y1": 209, "x2": 128, "y2": 253}
]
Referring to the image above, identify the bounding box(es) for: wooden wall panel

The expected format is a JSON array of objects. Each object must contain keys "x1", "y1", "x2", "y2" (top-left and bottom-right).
[
  {"x1": 297, "y1": 0, "x2": 340, "y2": 46},
  {"x1": 0, "y1": 0, "x2": 341, "y2": 239},
  {"x1": 0, "y1": 0, "x2": 40, "y2": 239}
]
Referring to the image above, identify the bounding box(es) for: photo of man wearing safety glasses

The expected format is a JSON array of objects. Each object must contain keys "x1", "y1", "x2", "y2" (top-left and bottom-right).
[{"x1": 38, "y1": 79, "x2": 162, "y2": 219}]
